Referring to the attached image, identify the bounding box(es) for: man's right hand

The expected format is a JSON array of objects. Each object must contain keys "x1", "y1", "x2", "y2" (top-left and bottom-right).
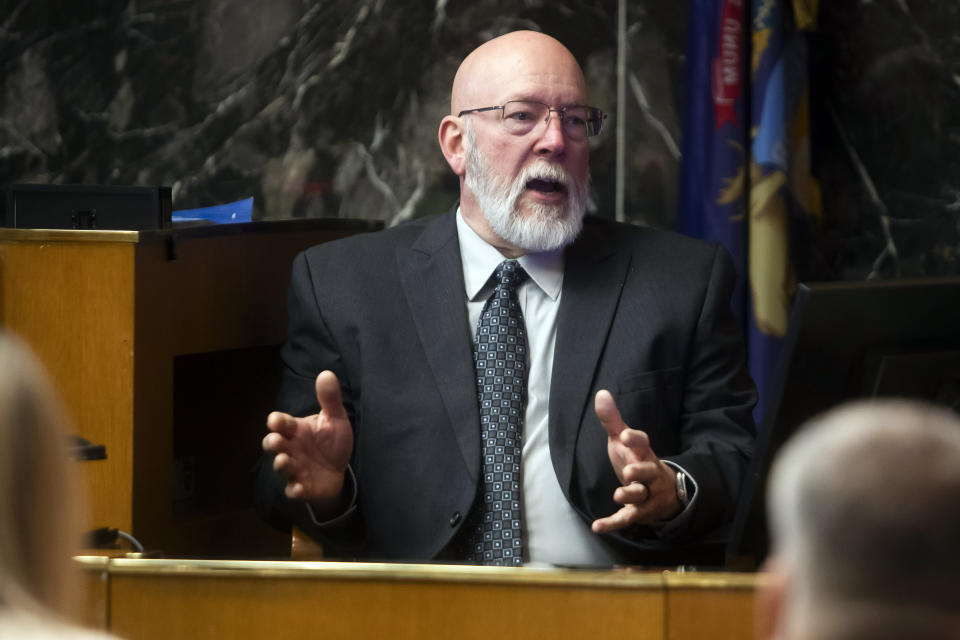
[{"x1": 262, "y1": 370, "x2": 354, "y2": 516}]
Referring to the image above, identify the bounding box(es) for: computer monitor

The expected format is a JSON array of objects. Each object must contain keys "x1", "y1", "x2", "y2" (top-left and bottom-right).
[{"x1": 726, "y1": 277, "x2": 960, "y2": 569}]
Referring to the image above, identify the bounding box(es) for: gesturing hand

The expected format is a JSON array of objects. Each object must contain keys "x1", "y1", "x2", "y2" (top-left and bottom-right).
[
  {"x1": 591, "y1": 389, "x2": 682, "y2": 534},
  {"x1": 262, "y1": 370, "x2": 354, "y2": 515}
]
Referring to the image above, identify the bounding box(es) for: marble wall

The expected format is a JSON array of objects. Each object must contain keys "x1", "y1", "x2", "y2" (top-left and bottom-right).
[
  {"x1": 1, "y1": 0, "x2": 958, "y2": 279},
  {"x1": 812, "y1": 0, "x2": 960, "y2": 279}
]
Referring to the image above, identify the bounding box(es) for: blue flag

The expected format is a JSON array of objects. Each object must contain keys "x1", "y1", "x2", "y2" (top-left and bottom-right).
[
  {"x1": 678, "y1": 0, "x2": 749, "y2": 323},
  {"x1": 747, "y1": 0, "x2": 821, "y2": 423},
  {"x1": 678, "y1": 0, "x2": 820, "y2": 425}
]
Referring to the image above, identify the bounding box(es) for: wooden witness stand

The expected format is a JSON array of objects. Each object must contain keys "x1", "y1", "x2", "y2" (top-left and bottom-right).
[
  {"x1": 75, "y1": 557, "x2": 759, "y2": 639},
  {"x1": 0, "y1": 219, "x2": 379, "y2": 557}
]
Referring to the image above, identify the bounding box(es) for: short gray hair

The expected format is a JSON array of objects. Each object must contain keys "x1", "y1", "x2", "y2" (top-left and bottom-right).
[{"x1": 767, "y1": 399, "x2": 960, "y2": 638}]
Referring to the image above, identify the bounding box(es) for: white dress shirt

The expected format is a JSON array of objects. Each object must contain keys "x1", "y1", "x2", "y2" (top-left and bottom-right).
[{"x1": 456, "y1": 211, "x2": 621, "y2": 566}]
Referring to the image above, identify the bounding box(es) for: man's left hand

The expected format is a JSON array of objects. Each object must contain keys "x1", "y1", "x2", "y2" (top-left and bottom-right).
[{"x1": 591, "y1": 389, "x2": 683, "y2": 534}]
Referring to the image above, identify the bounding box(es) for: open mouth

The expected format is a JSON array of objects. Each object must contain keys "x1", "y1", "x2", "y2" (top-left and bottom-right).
[{"x1": 526, "y1": 178, "x2": 566, "y2": 194}]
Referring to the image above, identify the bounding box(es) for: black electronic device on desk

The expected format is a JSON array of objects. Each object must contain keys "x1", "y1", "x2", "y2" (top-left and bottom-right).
[
  {"x1": 3, "y1": 183, "x2": 172, "y2": 230},
  {"x1": 726, "y1": 277, "x2": 960, "y2": 569}
]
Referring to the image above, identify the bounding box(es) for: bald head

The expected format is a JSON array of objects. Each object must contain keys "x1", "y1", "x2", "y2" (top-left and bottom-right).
[{"x1": 451, "y1": 31, "x2": 586, "y2": 115}]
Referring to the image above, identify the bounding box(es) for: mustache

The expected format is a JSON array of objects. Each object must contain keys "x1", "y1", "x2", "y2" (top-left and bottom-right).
[{"x1": 518, "y1": 161, "x2": 570, "y2": 187}]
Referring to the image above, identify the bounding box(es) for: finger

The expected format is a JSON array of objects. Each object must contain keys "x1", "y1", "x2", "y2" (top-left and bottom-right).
[
  {"x1": 621, "y1": 461, "x2": 663, "y2": 484},
  {"x1": 591, "y1": 503, "x2": 643, "y2": 534},
  {"x1": 285, "y1": 481, "x2": 306, "y2": 500},
  {"x1": 267, "y1": 411, "x2": 298, "y2": 438},
  {"x1": 316, "y1": 371, "x2": 348, "y2": 420},
  {"x1": 613, "y1": 481, "x2": 649, "y2": 505},
  {"x1": 262, "y1": 431, "x2": 288, "y2": 454},
  {"x1": 619, "y1": 427, "x2": 651, "y2": 451},
  {"x1": 594, "y1": 389, "x2": 627, "y2": 439},
  {"x1": 272, "y1": 451, "x2": 296, "y2": 476}
]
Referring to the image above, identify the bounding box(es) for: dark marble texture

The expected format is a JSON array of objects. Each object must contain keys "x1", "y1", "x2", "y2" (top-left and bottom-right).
[
  {"x1": 2, "y1": 0, "x2": 959, "y2": 278},
  {"x1": 1, "y1": 1, "x2": 628, "y2": 223},
  {"x1": 622, "y1": 2, "x2": 687, "y2": 229},
  {"x1": 812, "y1": 0, "x2": 960, "y2": 278}
]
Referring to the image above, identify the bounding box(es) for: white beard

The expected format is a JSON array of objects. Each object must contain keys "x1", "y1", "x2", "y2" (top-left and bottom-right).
[{"x1": 463, "y1": 125, "x2": 587, "y2": 252}]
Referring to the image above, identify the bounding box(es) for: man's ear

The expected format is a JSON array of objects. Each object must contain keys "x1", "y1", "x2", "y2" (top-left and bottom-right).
[
  {"x1": 438, "y1": 116, "x2": 466, "y2": 177},
  {"x1": 756, "y1": 556, "x2": 790, "y2": 640}
]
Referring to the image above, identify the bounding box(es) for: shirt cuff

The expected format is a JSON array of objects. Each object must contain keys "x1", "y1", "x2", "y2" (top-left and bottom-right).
[{"x1": 304, "y1": 465, "x2": 359, "y2": 527}]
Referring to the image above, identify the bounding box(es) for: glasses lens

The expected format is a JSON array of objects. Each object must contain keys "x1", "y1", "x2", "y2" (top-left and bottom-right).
[
  {"x1": 566, "y1": 107, "x2": 604, "y2": 137},
  {"x1": 562, "y1": 106, "x2": 591, "y2": 139},
  {"x1": 499, "y1": 102, "x2": 605, "y2": 138},
  {"x1": 500, "y1": 101, "x2": 546, "y2": 134},
  {"x1": 584, "y1": 107, "x2": 605, "y2": 136}
]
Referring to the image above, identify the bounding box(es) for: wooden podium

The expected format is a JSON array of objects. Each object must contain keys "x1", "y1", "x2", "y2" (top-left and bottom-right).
[
  {"x1": 75, "y1": 558, "x2": 759, "y2": 639},
  {"x1": 0, "y1": 219, "x2": 380, "y2": 557}
]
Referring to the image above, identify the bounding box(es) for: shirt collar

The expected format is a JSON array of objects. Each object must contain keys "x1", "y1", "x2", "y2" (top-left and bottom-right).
[{"x1": 456, "y1": 208, "x2": 564, "y2": 302}]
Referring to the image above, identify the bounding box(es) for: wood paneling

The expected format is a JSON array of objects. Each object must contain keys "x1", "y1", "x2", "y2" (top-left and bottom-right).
[
  {"x1": 1, "y1": 221, "x2": 379, "y2": 557},
  {"x1": 0, "y1": 238, "x2": 137, "y2": 531},
  {"x1": 664, "y1": 572, "x2": 758, "y2": 640},
  {"x1": 106, "y1": 561, "x2": 666, "y2": 640},
  {"x1": 75, "y1": 557, "x2": 110, "y2": 631},
  {"x1": 75, "y1": 559, "x2": 760, "y2": 640}
]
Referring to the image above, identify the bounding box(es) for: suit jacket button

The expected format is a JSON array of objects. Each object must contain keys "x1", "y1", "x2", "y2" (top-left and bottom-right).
[{"x1": 449, "y1": 512, "x2": 462, "y2": 527}]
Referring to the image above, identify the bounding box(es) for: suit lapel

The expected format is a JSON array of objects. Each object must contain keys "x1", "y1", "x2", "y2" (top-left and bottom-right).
[
  {"x1": 396, "y1": 210, "x2": 481, "y2": 482},
  {"x1": 549, "y1": 222, "x2": 632, "y2": 495}
]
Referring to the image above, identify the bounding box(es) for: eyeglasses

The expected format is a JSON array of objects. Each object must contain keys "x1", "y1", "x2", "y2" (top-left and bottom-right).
[{"x1": 458, "y1": 100, "x2": 607, "y2": 140}]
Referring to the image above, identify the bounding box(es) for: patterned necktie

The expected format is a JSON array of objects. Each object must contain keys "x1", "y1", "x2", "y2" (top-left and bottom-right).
[{"x1": 464, "y1": 259, "x2": 529, "y2": 566}]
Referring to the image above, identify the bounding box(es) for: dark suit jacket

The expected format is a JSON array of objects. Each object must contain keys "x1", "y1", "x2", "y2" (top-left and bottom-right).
[{"x1": 255, "y1": 209, "x2": 756, "y2": 564}]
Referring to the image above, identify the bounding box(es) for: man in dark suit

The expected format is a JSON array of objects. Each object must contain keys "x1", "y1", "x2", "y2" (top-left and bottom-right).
[{"x1": 257, "y1": 30, "x2": 756, "y2": 566}]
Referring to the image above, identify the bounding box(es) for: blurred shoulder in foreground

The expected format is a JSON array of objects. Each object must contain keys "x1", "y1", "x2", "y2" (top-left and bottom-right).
[{"x1": 0, "y1": 332, "x2": 116, "y2": 638}]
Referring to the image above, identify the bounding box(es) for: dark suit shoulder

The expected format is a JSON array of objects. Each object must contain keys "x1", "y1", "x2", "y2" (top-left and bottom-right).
[
  {"x1": 300, "y1": 213, "x2": 441, "y2": 263},
  {"x1": 578, "y1": 215, "x2": 726, "y2": 271}
]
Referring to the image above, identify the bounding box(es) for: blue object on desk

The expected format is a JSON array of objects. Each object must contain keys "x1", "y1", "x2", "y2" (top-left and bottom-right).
[{"x1": 172, "y1": 197, "x2": 253, "y2": 224}]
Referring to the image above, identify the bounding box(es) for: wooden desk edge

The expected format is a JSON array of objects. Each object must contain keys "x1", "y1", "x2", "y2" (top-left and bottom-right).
[
  {"x1": 76, "y1": 557, "x2": 675, "y2": 588},
  {"x1": 0, "y1": 219, "x2": 383, "y2": 244},
  {"x1": 662, "y1": 569, "x2": 765, "y2": 589}
]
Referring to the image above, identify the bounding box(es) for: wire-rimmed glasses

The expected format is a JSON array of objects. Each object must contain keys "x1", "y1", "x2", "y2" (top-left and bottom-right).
[{"x1": 458, "y1": 100, "x2": 607, "y2": 140}]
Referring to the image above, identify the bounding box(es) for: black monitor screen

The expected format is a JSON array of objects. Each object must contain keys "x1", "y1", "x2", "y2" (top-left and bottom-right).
[{"x1": 726, "y1": 277, "x2": 960, "y2": 568}]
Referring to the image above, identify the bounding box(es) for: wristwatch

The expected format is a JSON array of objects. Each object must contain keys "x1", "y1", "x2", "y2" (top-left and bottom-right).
[{"x1": 675, "y1": 471, "x2": 690, "y2": 507}]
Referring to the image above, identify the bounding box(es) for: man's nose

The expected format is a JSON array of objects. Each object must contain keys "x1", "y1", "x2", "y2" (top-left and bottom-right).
[{"x1": 534, "y1": 112, "x2": 566, "y2": 156}]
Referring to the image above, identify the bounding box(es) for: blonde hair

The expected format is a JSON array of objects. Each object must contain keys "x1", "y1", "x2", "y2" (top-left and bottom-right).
[{"x1": 0, "y1": 332, "x2": 85, "y2": 616}]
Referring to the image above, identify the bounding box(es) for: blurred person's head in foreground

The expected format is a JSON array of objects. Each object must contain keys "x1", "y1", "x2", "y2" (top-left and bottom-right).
[{"x1": 759, "y1": 399, "x2": 960, "y2": 640}]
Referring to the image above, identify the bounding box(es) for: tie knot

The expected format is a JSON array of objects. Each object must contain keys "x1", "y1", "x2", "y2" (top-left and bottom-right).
[{"x1": 493, "y1": 260, "x2": 528, "y2": 291}]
